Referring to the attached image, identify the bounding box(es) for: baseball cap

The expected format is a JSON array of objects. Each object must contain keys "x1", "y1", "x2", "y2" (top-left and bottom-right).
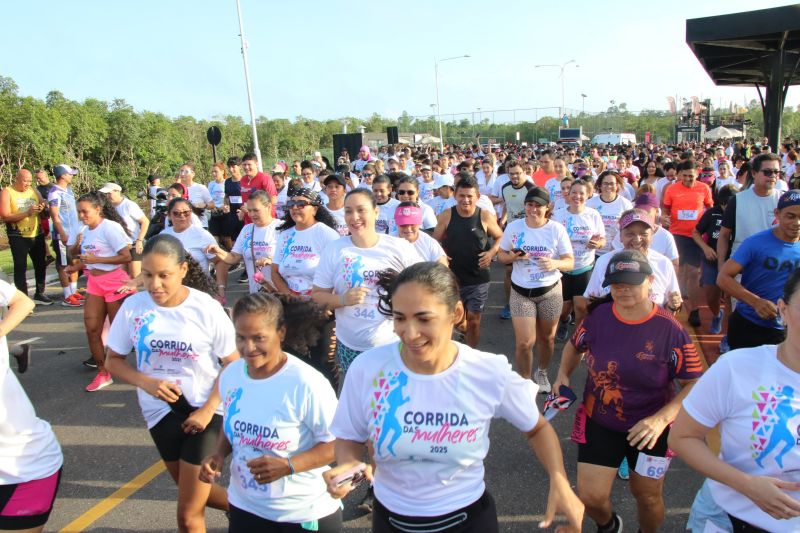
[
  {"x1": 53, "y1": 164, "x2": 78, "y2": 178},
  {"x1": 778, "y1": 189, "x2": 800, "y2": 210},
  {"x1": 271, "y1": 164, "x2": 284, "y2": 173},
  {"x1": 602, "y1": 250, "x2": 653, "y2": 287},
  {"x1": 633, "y1": 192, "x2": 659, "y2": 210},
  {"x1": 98, "y1": 182, "x2": 122, "y2": 193},
  {"x1": 323, "y1": 173, "x2": 347, "y2": 187},
  {"x1": 394, "y1": 204, "x2": 422, "y2": 226},
  {"x1": 434, "y1": 174, "x2": 455, "y2": 189},
  {"x1": 524, "y1": 187, "x2": 550, "y2": 206},
  {"x1": 619, "y1": 209, "x2": 655, "y2": 231},
  {"x1": 420, "y1": 165, "x2": 432, "y2": 171}
]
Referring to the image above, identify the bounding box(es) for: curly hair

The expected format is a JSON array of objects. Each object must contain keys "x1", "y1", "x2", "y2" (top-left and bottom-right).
[
  {"x1": 142, "y1": 234, "x2": 217, "y2": 296},
  {"x1": 78, "y1": 191, "x2": 132, "y2": 238},
  {"x1": 231, "y1": 292, "x2": 330, "y2": 356},
  {"x1": 277, "y1": 202, "x2": 338, "y2": 232}
]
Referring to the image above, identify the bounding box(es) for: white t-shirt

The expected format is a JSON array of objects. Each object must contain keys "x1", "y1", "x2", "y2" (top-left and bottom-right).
[
  {"x1": 106, "y1": 288, "x2": 236, "y2": 429},
  {"x1": 683, "y1": 345, "x2": 800, "y2": 532},
  {"x1": 655, "y1": 177, "x2": 675, "y2": 203},
  {"x1": 376, "y1": 199, "x2": 400, "y2": 235},
  {"x1": 586, "y1": 195, "x2": 633, "y2": 255},
  {"x1": 47, "y1": 184, "x2": 79, "y2": 241},
  {"x1": 408, "y1": 231, "x2": 446, "y2": 263},
  {"x1": 551, "y1": 207, "x2": 606, "y2": 271},
  {"x1": 274, "y1": 185, "x2": 289, "y2": 220},
  {"x1": 207, "y1": 180, "x2": 226, "y2": 210},
  {"x1": 500, "y1": 219, "x2": 573, "y2": 288},
  {"x1": 583, "y1": 248, "x2": 679, "y2": 305},
  {"x1": 544, "y1": 177, "x2": 564, "y2": 206},
  {"x1": 187, "y1": 183, "x2": 213, "y2": 227},
  {"x1": 0, "y1": 280, "x2": 63, "y2": 484},
  {"x1": 219, "y1": 357, "x2": 340, "y2": 523},
  {"x1": 714, "y1": 176, "x2": 741, "y2": 191},
  {"x1": 274, "y1": 223, "x2": 340, "y2": 296},
  {"x1": 80, "y1": 219, "x2": 132, "y2": 272},
  {"x1": 417, "y1": 202, "x2": 438, "y2": 230},
  {"x1": 611, "y1": 226, "x2": 679, "y2": 262},
  {"x1": 418, "y1": 179, "x2": 437, "y2": 203},
  {"x1": 474, "y1": 170, "x2": 496, "y2": 196},
  {"x1": 426, "y1": 195, "x2": 450, "y2": 217},
  {"x1": 313, "y1": 235, "x2": 422, "y2": 351},
  {"x1": 161, "y1": 225, "x2": 217, "y2": 274},
  {"x1": 326, "y1": 206, "x2": 348, "y2": 236},
  {"x1": 331, "y1": 341, "x2": 539, "y2": 517},
  {"x1": 232, "y1": 221, "x2": 281, "y2": 294},
  {"x1": 115, "y1": 197, "x2": 146, "y2": 240}
]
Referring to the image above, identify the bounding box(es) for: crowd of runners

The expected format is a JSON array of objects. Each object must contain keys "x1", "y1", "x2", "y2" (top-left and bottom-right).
[{"x1": 2, "y1": 138, "x2": 800, "y2": 532}]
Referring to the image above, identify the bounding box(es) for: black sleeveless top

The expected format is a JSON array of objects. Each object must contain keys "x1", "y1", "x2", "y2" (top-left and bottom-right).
[{"x1": 442, "y1": 206, "x2": 490, "y2": 286}]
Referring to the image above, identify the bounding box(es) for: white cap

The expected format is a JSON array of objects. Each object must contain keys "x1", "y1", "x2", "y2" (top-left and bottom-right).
[
  {"x1": 434, "y1": 174, "x2": 455, "y2": 189},
  {"x1": 98, "y1": 182, "x2": 122, "y2": 193}
]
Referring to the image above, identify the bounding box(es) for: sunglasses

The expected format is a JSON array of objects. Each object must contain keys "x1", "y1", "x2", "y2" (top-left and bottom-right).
[
  {"x1": 396, "y1": 189, "x2": 416, "y2": 195},
  {"x1": 362, "y1": 173, "x2": 373, "y2": 178},
  {"x1": 171, "y1": 210, "x2": 193, "y2": 218},
  {"x1": 287, "y1": 200, "x2": 312, "y2": 208},
  {"x1": 761, "y1": 169, "x2": 781, "y2": 177}
]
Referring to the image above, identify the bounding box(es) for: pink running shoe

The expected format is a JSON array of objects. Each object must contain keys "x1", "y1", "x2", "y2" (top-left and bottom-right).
[{"x1": 86, "y1": 370, "x2": 113, "y2": 392}]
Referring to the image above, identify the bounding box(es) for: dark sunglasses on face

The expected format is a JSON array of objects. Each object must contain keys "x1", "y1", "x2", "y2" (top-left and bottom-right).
[
  {"x1": 171, "y1": 210, "x2": 193, "y2": 218},
  {"x1": 396, "y1": 189, "x2": 416, "y2": 195},
  {"x1": 362, "y1": 173, "x2": 373, "y2": 178},
  {"x1": 287, "y1": 200, "x2": 311, "y2": 208},
  {"x1": 761, "y1": 169, "x2": 781, "y2": 177}
]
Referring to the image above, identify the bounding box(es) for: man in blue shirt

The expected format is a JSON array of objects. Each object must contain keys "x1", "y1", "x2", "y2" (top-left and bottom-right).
[{"x1": 717, "y1": 189, "x2": 800, "y2": 350}]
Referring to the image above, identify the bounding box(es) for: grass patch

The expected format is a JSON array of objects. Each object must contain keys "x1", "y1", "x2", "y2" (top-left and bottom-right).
[{"x1": 0, "y1": 248, "x2": 33, "y2": 275}]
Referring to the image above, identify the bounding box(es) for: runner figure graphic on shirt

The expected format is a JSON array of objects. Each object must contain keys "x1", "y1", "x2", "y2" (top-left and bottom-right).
[
  {"x1": 135, "y1": 313, "x2": 156, "y2": 367},
  {"x1": 344, "y1": 255, "x2": 365, "y2": 288},
  {"x1": 588, "y1": 359, "x2": 625, "y2": 421},
  {"x1": 755, "y1": 385, "x2": 800, "y2": 468},
  {"x1": 376, "y1": 372, "x2": 409, "y2": 457},
  {"x1": 224, "y1": 387, "x2": 243, "y2": 440}
]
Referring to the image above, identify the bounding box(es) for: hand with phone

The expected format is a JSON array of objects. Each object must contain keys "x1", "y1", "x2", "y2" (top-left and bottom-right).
[
  {"x1": 323, "y1": 461, "x2": 371, "y2": 499},
  {"x1": 144, "y1": 378, "x2": 182, "y2": 403}
]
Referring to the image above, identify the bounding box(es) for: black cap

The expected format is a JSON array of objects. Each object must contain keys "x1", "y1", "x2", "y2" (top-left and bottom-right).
[
  {"x1": 323, "y1": 173, "x2": 347, "y2": 187},
  {"x1": 524, "y1": 186, "x2": 550, "y2": 206},
  {"x1": 602, "y1": 250, "x2": 653, "y2": 288}
]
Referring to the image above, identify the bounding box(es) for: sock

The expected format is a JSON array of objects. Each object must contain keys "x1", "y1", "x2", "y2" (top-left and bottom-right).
[
  {"x1": 63, "y1": 287, "x2": 71, "y2": 299},
  {"x1": 69, "y1": 282, "x2": 77, "y2": 295}
]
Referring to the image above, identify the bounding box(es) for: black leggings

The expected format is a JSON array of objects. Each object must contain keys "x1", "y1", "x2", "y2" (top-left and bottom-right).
[
  {"x1": 306, "y1": 319, "x2": 337, "y2": 390},
  {"x1": 727, "y1": 310, "x2": 786, "y2": 351},
  {"x1": 373, "y1": 491, "x2": 498, "y2": 533},
  {"x1": 8, "y1": 234, "x2": 46, "y2": 294},
  {"x1": 728, "y1": 514, "x2": 769, "y2": 532},
  {"x1": 228, "y1": 504, "x2": 342, "y2": 533}
]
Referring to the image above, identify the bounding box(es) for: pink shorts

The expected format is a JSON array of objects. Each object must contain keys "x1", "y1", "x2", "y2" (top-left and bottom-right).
[
  {"x1": 86, "y1": 268, "x2": 130, "y2": 302},
  {"x1": 0, "y1": 468, "x2": 61, "y2": 529}
]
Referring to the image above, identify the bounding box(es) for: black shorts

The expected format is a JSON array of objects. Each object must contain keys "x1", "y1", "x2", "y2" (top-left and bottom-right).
[
  {"x1": 52, "y1": 239, "x2": 69, "y2": 269},
  {"x1": 148, "y1": 411, "x2": 222, "y2": 465},
  {"x1": 373, "y1": 491, "x2": 498, "y2": 533},
  {"x1": 223, "y1": 211, "x2": 244, "y2": 239},
  {"x1": 674, "y1": 235, "x2": 703, "y2": 267},
  {"x1": 459, "y1": 283, "x2": 490, "y2": 313},
  {"x1": 229, "y1": 504, "x2": 342, "y2": 533},
  {"x1": 578, "y1": 416, "x2": 670, "y2": 470},
  {"x1": 561, "y1": 268, "x2": 593, "y2": 301},
  {"x1": 208, "y1": 213, "x2": 225, "y2": 237},
  {"x1": 0, "y1": 468, "x2": 62, "y2": 530},
  {"x1": 727, "y1": 310, "x2": 786, "y2": 351}
]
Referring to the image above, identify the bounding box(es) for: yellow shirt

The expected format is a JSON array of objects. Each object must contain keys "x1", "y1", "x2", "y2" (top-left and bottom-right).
[{"x1": 6, "y1": 187, "x2": 40, "y2": 238}]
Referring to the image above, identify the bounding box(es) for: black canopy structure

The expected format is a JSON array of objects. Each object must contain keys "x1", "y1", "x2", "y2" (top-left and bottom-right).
[{"x1": 686, "y1": 5, "x2": 800, "y2": 147}]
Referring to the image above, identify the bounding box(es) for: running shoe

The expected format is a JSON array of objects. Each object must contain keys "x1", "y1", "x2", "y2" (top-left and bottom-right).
[
  {"x1": 73, "y1": 291, "x2": 86, "y2": 301},
  {"x1": 82, "y1": 357, "x2": 98, "y2": 369},
  {"x1": 617, "y1": 457, "x2": 630, "y2": 480},
  {"x1": 229, "y1": 262, "x2": 244, "y2": 273},
  {"x1": 499, "y1": 305, "x2": 511, "y2": 320},
  {"x1": 238, "y1": 270, "x2": 248, "y2": 283},
  {"x1": 62, "y1": 294, "x2": 82, "y2": 307},
  {"x1": 556, "y1": 318, "x2": 570, "y2": 342},
  {"x1": 86, "y1": 370, "x2": 113, "y2": 392},
  {"x1": 33, "y1": 293, "x2": 54, "y2": 306},
  {"x1": 719, "y1": 335, "x2": 730, "y2": 354},
  {"x1": 688, "y1": 309, "x2": 701, "y2": 327},
  {"x1": 12, "y1": 343, "x2": 31, "y2": 374},
  {"x1": 357, "y1": 485, "x2": 374, "y2": 513},
  {"x1": 710, "y1": 309, "x2": 724, "y2": 335},
  {"x1": 598, "y1": 512, "x2": 623, "y2": 533},
  {"x1": 535, "y1": 369, "x2": 551, "y2": 394}
]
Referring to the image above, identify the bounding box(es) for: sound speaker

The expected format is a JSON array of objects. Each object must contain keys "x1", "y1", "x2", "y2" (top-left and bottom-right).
[
  {"x1": 387, "y1": 126, "x2": 399, "y2": 145},
  {"x1": 333, "y1": 133, "x2": 363, "y2": 164}
]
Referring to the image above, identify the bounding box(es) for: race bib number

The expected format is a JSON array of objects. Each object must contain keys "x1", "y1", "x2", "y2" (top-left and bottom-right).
[
  {"x1": 351, "y1": 305, "x2": 377, "y2": 321},
  {"x1": 677, "y1": 209, "x2": 698, "y2": 221},
  {"x1": 634, "y1": 453, "x2": 671, "y2": 479},
  {"x1": 228, "y1": 195, "x2": 243, "y2": 204}
]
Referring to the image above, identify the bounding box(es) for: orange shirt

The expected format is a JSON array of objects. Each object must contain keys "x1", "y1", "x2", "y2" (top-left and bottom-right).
[
  {"x1": 531, "y1": 169, "x2": 557, "y2": 188},
  {"x1": 662, "y1": 181, "x2": 713, "y2": 237}
]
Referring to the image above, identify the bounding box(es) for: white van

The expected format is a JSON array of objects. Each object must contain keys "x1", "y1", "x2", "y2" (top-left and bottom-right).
[{"x1": 591, "y1": 133, "x2": 637, "y2": 146}]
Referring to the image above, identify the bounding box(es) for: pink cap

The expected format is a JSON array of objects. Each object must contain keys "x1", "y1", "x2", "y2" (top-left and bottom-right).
[
  {"x1": 360, "y1": 145, "x2": 370, "y2": 153},
  {"x1": 394, "y1": 204, "x2": 422, "y2": 226}
]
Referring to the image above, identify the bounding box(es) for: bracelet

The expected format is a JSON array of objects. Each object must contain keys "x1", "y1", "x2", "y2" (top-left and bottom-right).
[
  {"x1": 287, "y1": 456, "x2": 296, "y2": 475},
  {"x1": 339, "y1": 293, "x2": 346, "y2": 307}
]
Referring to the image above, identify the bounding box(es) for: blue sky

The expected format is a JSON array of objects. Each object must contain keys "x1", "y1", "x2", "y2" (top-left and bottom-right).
[{"x1": 3, "y1": 0, "x2": 797, "y2": 123}]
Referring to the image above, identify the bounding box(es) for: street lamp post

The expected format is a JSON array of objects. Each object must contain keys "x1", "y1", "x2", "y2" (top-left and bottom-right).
[
  {"x1": 581, "y1": 93, "x2": 587, "y2": 115},
  {"x1": 534, "y1": 60, "x2": 579, "y2": 118},
  {"x1": 435, "y1": 54, "x2": 470, "y2": 153}
]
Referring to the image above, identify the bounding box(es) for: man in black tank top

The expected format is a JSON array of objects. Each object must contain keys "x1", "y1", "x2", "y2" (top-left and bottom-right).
[{"x1": 433, "y1": 176, "x2": 504, "y2": 347}]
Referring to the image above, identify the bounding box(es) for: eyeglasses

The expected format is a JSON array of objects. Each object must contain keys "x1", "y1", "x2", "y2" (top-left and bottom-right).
[
  {"x1": 362, "y1": 173, "x2": 373, "y2": 178},
  {"x1": 396, "y1": 189, "x2": 416, "y2": 196},
  {"x1": 179, "y1": 169, "x2": 192, "y2": 175},
  {"x1": 171, "y1": 210, "x2": 193, "y2": 218},
  {"x1": 287, "y1": 200, "x2": 311, "y2": 208},
  {"x1": 761, "y1": 169, "x2": 781, "y2": 177}
]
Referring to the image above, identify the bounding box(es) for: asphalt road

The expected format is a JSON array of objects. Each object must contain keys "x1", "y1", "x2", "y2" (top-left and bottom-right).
[{"x1": 13, "y1": 263, "x2": 704, "y2": 532}]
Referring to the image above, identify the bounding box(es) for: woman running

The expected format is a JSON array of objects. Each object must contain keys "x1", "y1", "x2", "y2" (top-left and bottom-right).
[
  {"x1": 66, "y1": 192, "x2": 132, "y2": 392},
  {"x1": 553, "y1": 250, "x2": 702, "y2": 533},
  {"x1": 587, "y1": 171, "x2": 633, "y2": 257},
  {"x1": 200, "y1": 293, "x2": 341, "y2": 532},
  {"x1": 161, "y1": 198, "x2": 217, "y2": 275},
  {"x1": 0, "y1": 285, "x2": 63, "y2": 532},
  {"x1": 325, "y1": 262, "x2": 583, "y2": 533},
  {"x1": 394, "y1": 202, "x2": 447, "y2": 264},
  {"x1": 105, "y1": 234, "x2": 238, "y2": 533}
]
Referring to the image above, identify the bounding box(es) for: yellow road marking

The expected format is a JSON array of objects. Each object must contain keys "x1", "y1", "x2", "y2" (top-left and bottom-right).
[
  {"x1": 683, "y1": 314, "x2": 721, "y2": 454},
  {"x1": 59, "y1": 460, "x2": 166, "y2": 532}
]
